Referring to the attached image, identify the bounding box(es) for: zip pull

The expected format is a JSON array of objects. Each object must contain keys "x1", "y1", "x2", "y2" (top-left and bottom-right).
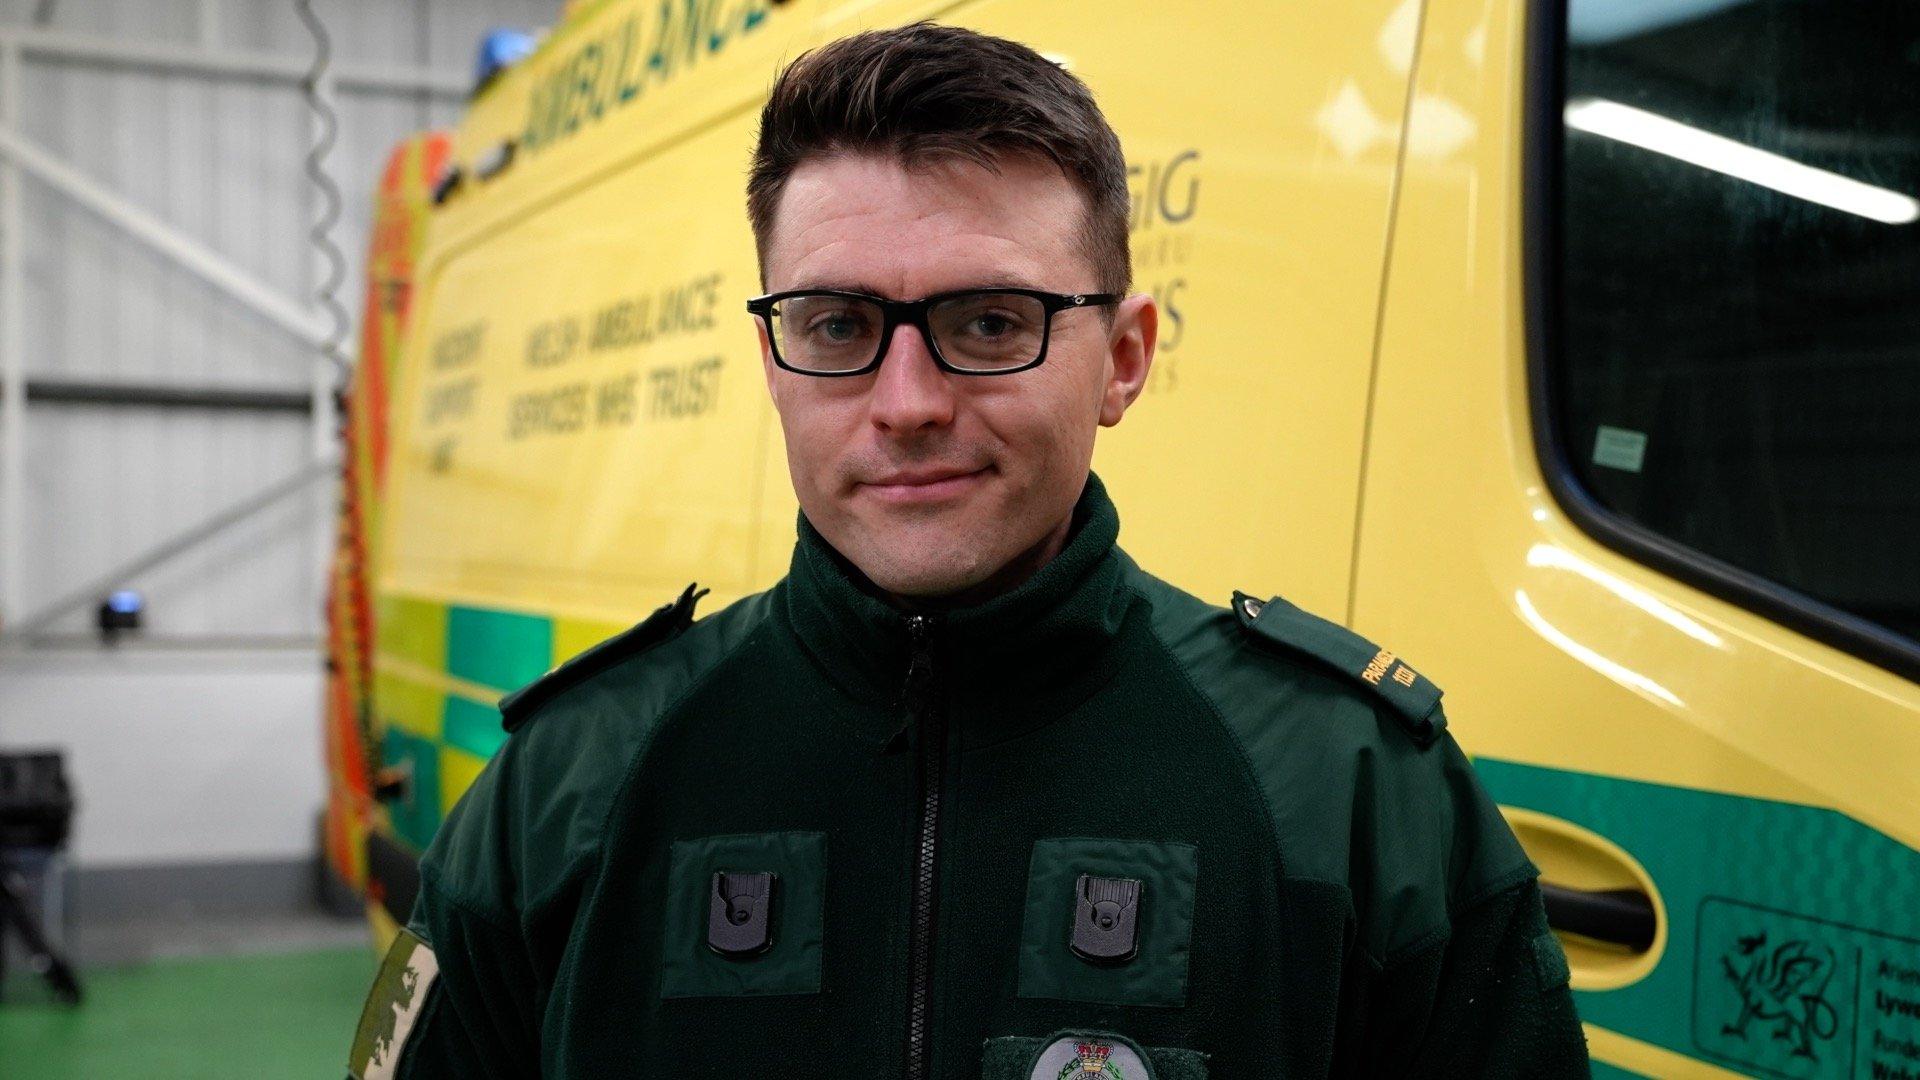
[{"x1": 902, "y1": 614, "x2": 936, "y2": 717}]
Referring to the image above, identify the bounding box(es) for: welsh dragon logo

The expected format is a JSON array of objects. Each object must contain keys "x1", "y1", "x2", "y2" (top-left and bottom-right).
[
  {"x1": 348, "y1": 931, "x2": 440, "y2": 1080},
  {"x1": 1059, "y1": 1041, "x2": 1127, "y2": 1078},
  {"x1": 1719, "y1": 931, "x2": 1839, "y2": 1061}
]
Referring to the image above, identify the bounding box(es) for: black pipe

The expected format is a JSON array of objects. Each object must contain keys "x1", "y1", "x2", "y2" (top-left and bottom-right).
[{"x1": 11, "y1": 378, "x2": 313, "y2": 413}]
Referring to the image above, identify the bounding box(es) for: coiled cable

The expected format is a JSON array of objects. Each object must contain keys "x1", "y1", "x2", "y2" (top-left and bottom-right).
[
  {"x1": 295, "y1": 0, "x2": 379, "y2": 807},
  {"x1": 295, "y1": 0, "x2": 351, "y2": 385}
]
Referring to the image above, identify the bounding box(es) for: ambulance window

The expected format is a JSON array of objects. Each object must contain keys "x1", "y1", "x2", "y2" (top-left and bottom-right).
[{"x1": 1544, "y1": 0, "x2": 1920, "y2": 662}]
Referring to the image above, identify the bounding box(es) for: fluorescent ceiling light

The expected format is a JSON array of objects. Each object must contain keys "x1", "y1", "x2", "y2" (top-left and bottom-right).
[
  {"x1": 1567, "y1": 0, "x2": 1746, "y2": 45},
  {"x1": 1565, "y1": 97, "x2": 1920, "y2": 225}
]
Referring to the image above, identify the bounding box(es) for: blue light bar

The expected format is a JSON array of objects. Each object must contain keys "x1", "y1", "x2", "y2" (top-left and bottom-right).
[{"x1": 474, "y1": 28, "x2": 539, "y2": 93}]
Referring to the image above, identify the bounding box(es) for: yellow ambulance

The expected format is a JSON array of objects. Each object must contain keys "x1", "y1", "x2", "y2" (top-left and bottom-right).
[{"x1": 325, "y1": 1, "x2": 1920, "y2": 1075}]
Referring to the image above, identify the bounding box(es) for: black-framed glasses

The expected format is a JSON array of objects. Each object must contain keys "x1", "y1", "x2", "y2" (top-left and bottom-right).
[{"x1": 745, "y1": 287, "x2": 1122, "y2": 376}]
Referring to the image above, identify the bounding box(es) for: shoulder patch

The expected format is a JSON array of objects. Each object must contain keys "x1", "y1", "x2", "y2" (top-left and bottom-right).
[
  {"x1": 1230, "y1": 590, "x2": 1446, "y2": 748},
  {"x1": 348, "y1": 927, "x2": 439, "y2": 1080},
  {"x1": 498, "y1": 583, "x2": 707, "y2": 733}
]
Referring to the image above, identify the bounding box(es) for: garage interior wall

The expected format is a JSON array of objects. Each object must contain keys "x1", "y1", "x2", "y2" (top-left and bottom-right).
[{"x1": 0, "y1": 0, "x2": 553, "y2": 895}]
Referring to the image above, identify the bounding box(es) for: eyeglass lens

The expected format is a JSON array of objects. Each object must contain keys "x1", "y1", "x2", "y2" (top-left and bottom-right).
[{"x1": 769, "y1": 291, "x2": 1048, "y2": 373}]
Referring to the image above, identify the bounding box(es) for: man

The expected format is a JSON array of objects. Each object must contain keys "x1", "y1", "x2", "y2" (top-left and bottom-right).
[{"x1": 350, "y1": 22, "x2": 1589, "y2": 1079}]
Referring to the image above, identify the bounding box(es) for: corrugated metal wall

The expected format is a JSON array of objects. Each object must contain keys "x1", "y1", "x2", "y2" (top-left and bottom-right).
[{"x1": 5, "y1": 0, "x2": 554, "y2": 639}]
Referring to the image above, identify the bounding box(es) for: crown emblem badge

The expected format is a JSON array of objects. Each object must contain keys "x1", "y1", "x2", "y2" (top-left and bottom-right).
[
  {"x1": 1060, "y1": 1040, "x2": 1122, "y2": 1078},
  {"x1": 1030, "y1": 1032, "x2": 1147, "y2": 1080}
]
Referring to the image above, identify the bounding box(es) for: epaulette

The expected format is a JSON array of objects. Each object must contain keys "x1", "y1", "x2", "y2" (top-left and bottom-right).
[
  {"x1": 1230, "y1": 590, "x2": 1446, "y2": 748},
  {"x1": 499, "y1": 583, "x2": 708, "y2": 733}
]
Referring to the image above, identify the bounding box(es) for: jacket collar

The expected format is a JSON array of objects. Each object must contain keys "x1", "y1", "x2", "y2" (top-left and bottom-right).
[{"x1": 780, "y1": 472, "x2": 1134, "y2": 744}]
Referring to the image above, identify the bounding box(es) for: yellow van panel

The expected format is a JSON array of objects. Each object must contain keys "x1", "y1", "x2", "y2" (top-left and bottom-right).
[
  {"x1": 1363, "y1": 0, "x2": 1920, "y2": 844},
  {"x1": 372, "y1": 670, "x2": 441, "y2": 742},
  {"x1": 963, "y1": 0, "x2": 1417, "y2": 612},
  {"x1": 384, "y1": 107, "x2": 771, "y2": 620},
  {"x1": 1356, "y1": 0, "x2": 1920, "y2": 1073},
  {"x1": 438, "y1": 745, "x2": 489, "y2": 815}
]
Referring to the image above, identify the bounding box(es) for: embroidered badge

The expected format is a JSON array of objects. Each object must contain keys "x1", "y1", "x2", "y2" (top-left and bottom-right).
[
  {"x1": 1027, "y1": 1033, "x2": 1156, "y2": 1080},
  {"x1": 1063, "y1": 1042, "x2": 1121, "y2": 1077},
  {"x1": 347, "y1": 927, "x2": 440, "y2": 1080}
]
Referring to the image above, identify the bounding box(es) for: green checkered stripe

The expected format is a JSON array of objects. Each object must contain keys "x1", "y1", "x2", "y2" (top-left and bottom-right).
[
  {"x1": 373, "y1": 594, "x2": 623, "y2": 852},
  {"x1": 1475, "y1": 758, "x2": 1920, "y2": 1079}
]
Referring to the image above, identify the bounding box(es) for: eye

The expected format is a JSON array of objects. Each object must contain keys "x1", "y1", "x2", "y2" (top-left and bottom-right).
[
  {"x1": 967, "y1": 311, "x2": 1018, "y2": 338},
  {"x1": 957, "y1": 306, "x2": 1038, "y2": 340},
  {"x1": 804, "y1": 308, "x2": 872, "y2": 344}
]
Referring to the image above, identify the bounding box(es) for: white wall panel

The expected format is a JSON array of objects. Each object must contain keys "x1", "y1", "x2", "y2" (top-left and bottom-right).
[
  {"x1": 0, "y1": 648, "x2": 325, "y2": 865},
  {"x1": 0, "y1": 0, "x2": 558, "y2": 872},
  {"x1": 5, "y1": 0, "x2": 554, "y2": 634}
]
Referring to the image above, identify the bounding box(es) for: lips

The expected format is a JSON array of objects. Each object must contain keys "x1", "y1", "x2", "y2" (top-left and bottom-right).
[{"x1": 857, "y1": 465, "x2": 989, "y2": 504}]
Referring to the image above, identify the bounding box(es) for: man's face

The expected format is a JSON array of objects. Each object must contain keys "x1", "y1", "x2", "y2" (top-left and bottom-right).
[{"x1": 758, "y1": 152, "x2": 1155, "y2": 599}]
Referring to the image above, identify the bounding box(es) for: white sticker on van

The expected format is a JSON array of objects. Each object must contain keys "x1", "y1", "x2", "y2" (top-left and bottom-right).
[{"x1": 1592, "y1": 425, "x2": 1648, "y2": 473}]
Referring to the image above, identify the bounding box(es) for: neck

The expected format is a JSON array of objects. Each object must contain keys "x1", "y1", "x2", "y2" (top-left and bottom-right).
[
  {"x1": 884, "y1": 512, "x2": 1076, "y2": 614},
  {"x1": 781, "y1": 471, "x2": 1128, "y2": 735}
]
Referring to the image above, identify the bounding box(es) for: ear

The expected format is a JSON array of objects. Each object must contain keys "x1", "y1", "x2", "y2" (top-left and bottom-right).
[{"x1": 1098, "y1": 292, "x2": 1157, "y2": 427}]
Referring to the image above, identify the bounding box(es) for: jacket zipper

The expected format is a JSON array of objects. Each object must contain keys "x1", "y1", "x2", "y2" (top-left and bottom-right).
[{"x1": 902, "y1": 613, "x2": 943, "y2": 1080}]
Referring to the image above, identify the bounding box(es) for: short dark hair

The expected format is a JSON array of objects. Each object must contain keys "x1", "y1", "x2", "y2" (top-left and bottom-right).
[{"x1": 747, "y1": 21, "x2": 1130, "y2": 294}]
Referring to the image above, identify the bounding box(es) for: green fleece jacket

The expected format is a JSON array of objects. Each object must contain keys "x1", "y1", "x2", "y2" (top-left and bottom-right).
[{"x1": 349, "y1": 473, "x2": 1589, "y2": 1078}]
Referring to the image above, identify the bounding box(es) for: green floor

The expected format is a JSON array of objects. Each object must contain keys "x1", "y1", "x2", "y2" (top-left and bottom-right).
[{"x1": 0, "y1": 947, "x2": 374, "y2": 1079}]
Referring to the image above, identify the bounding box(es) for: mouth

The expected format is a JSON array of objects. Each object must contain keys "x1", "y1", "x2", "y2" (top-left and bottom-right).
[{"x1": 856, "y1": 465, "x2": 991, "y2": 505}]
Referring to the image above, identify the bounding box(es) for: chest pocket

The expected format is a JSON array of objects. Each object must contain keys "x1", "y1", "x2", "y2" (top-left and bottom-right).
[
  {"x1": 1016, "y1": 837, "x2": 1199, "y2": 1008},
  {"x1": 659, "y1": 831, "x2": 825, "y2": 998}
]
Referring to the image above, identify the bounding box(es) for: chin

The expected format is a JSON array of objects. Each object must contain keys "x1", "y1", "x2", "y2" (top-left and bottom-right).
[
  {"x1": 865, "y1": 560, "x2": 984, "y2": 599},
  {"x1": 855, "y1": 541, "x2": 996, "y2": 600}
]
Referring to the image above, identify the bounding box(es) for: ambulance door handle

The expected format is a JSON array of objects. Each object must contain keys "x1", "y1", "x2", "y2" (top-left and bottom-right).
[
  {"x1": 372, "y1": 765, "x2": 411, "y2": 803},
  {"x1": 1538, "y1": 881, "x2": 1656, "y2": 952}
]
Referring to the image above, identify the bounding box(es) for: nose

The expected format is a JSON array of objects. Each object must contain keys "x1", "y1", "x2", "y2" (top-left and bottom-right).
[{"x1": 866, "y1": 322, "x2": 956, "y2": 434}]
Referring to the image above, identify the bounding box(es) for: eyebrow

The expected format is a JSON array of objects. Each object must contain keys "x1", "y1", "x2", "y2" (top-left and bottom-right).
[{"x1": 785, "y1": 275, "x2": 1047, "y2": 297}]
